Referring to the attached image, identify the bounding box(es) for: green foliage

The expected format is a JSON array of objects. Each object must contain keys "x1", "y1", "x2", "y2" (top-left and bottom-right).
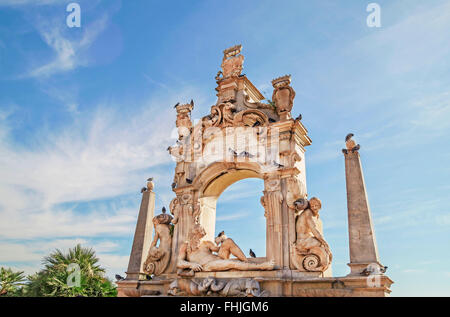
[
  {"x1": 24, "y1": 244, "x2": 117, "y2": 297},
  {"x1": 266, "y1": 99, "x2": 277, "y2": 110},
  {"x1": 0, "y1": 267, "x2": 27, "y2": 297}
]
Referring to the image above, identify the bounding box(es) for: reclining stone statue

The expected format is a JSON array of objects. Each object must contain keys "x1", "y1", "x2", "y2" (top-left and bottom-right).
[{"x1": 177, "y1": 224, "x2": 275, "y2": 276}]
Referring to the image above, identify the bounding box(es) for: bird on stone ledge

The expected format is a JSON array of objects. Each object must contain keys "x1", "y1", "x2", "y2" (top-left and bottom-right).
[
  {"x1": 249, "y1": 249, "x2": 256, "y2": 258},
  {"x1": 342, "y1": 133, "x2": 361, "y2": 154},
  {"x1": 272, "y1": 160, "x2": 284, "y2": 168},
  {"x1": 115, "y1": 274, "x2": 124, "y2": 281}
]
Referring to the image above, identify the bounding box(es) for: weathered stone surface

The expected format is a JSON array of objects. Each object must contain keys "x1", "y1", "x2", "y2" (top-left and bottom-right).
[
  {"x1": 343, "y1": 135, "x2": 383, "y2": 275},
  {"x1": 125, "y1": 189, "x2": 155, "y2": 280}
]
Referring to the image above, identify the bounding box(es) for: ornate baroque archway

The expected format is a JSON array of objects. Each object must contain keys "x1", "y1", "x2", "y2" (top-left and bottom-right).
[
  {"x1": 165, "y1": 45, "x2": 312, "y2": 272},
  {"x1": 119, "y1": 45, "x2": 393, "y2": 298}
]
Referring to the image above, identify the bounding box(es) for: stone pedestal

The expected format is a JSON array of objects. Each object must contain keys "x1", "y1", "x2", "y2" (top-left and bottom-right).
[{"x1": 117, "y1": 269, "x2": 393, "y2": 297}]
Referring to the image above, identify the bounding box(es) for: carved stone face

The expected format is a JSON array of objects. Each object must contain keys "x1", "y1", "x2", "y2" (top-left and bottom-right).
[
  {"x1": 309, "y1": 199, "x2": 321, "y2": 215},
  {"x1": 244, "y1": 279, "x2": 260, "y2": 297}
]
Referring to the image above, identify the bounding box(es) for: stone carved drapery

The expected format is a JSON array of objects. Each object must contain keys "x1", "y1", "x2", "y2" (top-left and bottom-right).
[
  {"x1": 143, "y1": 213, "x2": 173, "y2": 275},
  {"x1": 168, "y1": 277, "x2": 268, "y2": 297}
]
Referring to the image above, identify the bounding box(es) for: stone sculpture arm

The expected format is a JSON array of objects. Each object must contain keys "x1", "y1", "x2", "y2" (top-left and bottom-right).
[
  {"x1": 150, "y1": 231, "x2": 160, "y2": 248},
  {"x1": 204, "y1": 240, "x2": 220, "y2": 253},
  {"x1": 177, "y1": 243, "x2": 203, "y2": 271}
]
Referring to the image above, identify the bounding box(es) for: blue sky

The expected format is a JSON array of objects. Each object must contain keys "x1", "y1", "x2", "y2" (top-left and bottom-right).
[{"x1": 0, "y1": 0, "x2": 449, "y2": 296}]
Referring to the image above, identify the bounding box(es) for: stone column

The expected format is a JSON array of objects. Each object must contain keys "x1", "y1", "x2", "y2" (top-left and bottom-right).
[
  {"x1": 344, "y1": 142, "x2": 383, "y2": 275},
  {"x1": 125, "y1": 186, "x2": 155, "y2": 280},
  {"x1": 263, "y1": 176, "x2": 284, "y2": 268}
]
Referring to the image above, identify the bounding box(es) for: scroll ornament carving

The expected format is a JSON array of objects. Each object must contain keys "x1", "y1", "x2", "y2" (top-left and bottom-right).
[
  {"x1": 291, "y1": 197, "x2": 332, "y2": 272},
  {"x1": 202, "y1": 100, "x2": 270, "y2": 131},
  {"x1": 233, "y1": 109, "x2": 268, "y2": 127},
  {"x1": 168, "y1": 278, "x2": 268, "y2": 297},
  {"x1": 143, "y1": 213, "x2": 173, "y2": 275}
]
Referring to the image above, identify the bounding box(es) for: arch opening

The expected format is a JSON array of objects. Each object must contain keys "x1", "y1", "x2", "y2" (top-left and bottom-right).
[
  {"x1": 215, "y1": 178, "x2": 266, "y2": 259},
  {"x1": 197, "y1": 167, "x2": 265, "y2": 247}
]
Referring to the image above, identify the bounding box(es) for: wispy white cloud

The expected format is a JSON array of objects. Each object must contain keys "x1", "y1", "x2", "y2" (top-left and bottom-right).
[
  {"x1": 27, "y1": 14, "x2": 109, "y2": 78},
  {"x1": 0, "y1": 86, "x2": 205, "y2": 239}
]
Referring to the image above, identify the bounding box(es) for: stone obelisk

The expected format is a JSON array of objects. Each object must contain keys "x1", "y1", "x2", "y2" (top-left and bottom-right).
[
  {"x1": 125, "y1": 180, "x2": 155, "y2": 280},
  {"x1": 343, "y1": 134, "x2": 383, "y2": 275}
]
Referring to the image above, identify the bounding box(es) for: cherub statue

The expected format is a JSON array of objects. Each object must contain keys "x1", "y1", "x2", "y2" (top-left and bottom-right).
[
  {"x1": 143, "y1": 213, "x2": 173, "y2": 275},
  {"x1": 291, "y1": 197, "x2": 332, "y2": 272}
]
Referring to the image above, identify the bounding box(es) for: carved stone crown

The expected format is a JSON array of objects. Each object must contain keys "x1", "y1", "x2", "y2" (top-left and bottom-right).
[
  {"x1": 175, "y1": 102, "x2": 194, "y2": 114},
  {"x1": 223, "y1": 44, "x2": 242, "y2": 60},
  {"x1": 271, "y1": 75, "x2": 292, "y2": 88}
]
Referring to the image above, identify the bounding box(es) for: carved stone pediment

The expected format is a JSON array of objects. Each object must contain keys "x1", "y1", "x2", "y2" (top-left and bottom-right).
[{"x1": 221, "y1": 45, "x2": 244, "y2": 78}]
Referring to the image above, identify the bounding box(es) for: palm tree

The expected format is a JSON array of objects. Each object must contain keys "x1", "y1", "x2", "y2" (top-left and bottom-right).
[
  {"x1": 26, "y1": 244, "x2": 117, "y2": 297},
  {"x1": 0, "y1": 267, "x2": 27, "y2": 296}
]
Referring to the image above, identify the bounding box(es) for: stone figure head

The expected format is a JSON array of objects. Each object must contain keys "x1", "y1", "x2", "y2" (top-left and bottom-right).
[
  {"x1": 244, "y1": 279, "x2": 261, "y2": 297},
  {"x1": 153, "y1": 213, "x2": 173, "y2": 227},
  {"x1": 189, "y1": 224, "x2": 207, "y2": 241},
  {"x1": 214, "y1": 231, "x2": 227, "y2": 245},
  {"x1": 308, "y1": 197, "x2": 322, "y2": 215}
]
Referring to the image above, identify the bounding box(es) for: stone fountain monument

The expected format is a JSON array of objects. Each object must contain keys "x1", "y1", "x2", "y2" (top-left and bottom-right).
[{"x1": 117, "y1": 45, "x2": 393, "y2": 297}]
